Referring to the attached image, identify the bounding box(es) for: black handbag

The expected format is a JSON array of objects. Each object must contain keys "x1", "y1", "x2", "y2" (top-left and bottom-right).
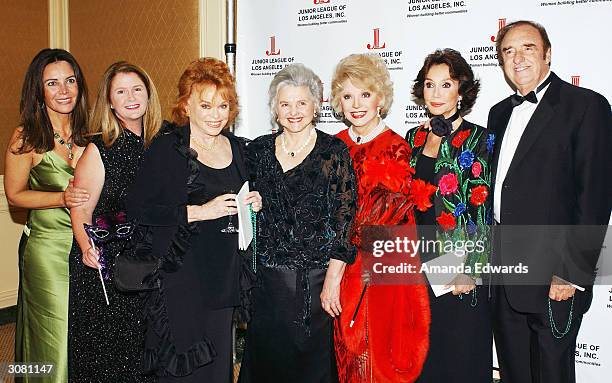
[
  {"x1": 113, "y1": 224, "x2": 161, "y2": 293},
  {"x1": 114, "y1": 254, "x2": 160, "y2": 292},
  {"x1": 84, "y1": 212, "x2": 160, "y2": 293}
]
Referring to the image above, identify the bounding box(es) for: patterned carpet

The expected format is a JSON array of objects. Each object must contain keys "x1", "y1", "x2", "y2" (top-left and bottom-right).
[
  {"x1": 0, "y1": 321, "x2": 497, "y2": 382},
  {"x1": 0, "y1": 322, "x2": 240, "y2": 383},
  {"x1": 0, "y1": 323, "x2": 15, "y2": 383}
]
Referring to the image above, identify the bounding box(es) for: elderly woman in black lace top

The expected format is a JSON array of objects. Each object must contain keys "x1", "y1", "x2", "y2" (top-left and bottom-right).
[{"x1": 238, "y1": 63, "x2": 357, "y2": 383}]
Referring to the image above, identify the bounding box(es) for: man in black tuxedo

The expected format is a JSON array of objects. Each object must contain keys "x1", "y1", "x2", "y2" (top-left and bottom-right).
[{"x1": 488, "y1": 20, "x2": 611, "y2": 382}]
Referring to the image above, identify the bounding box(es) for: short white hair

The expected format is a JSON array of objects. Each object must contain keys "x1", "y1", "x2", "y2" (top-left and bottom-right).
[{"x1": 268, "y1": 63, "x2": 323, "y2": 130}]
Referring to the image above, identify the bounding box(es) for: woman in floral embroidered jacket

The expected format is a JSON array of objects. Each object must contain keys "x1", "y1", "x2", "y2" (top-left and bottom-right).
[{"x1": 404, "y1": 48, "x2": 494, "y2": 383}]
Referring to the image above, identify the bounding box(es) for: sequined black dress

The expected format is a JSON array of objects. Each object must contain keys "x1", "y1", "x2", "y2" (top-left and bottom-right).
[
  {"x1": 238, "y1": 131, "x2": 357, "y2": 383},
  {"x1": 69, "y1": 130, "x2": 153, "y2": 382}
]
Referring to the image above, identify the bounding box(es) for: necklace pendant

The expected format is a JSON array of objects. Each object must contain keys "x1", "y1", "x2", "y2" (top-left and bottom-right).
[
  {"x1": 290, "y1": 152, "x2": 295, "y2": 157},
  {"x1": 356, "y1": 136, "x2": 361, "y2": 143}
]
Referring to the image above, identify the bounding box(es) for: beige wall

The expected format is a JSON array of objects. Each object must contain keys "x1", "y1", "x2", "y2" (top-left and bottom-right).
[
  {"x1": 70, "y1": 0, "x2": 201, "y2": 119},
  {"x1": 0, "y1": 0, "x2": 49, "y2": 174},
  {"x1": 0, "y1": 0, "x2": 49, "y2": 309},
  {"x1": 0, "y1": 177, "x2": 27, "y2": 308},
  {"x1": 0, "y1": 0, "x2": 226, "y2": 309}
]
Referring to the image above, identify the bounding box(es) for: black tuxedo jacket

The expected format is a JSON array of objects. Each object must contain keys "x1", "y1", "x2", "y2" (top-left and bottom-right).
[{"x1": 488, "y1": 72, "x2": 611, "y2": 313}]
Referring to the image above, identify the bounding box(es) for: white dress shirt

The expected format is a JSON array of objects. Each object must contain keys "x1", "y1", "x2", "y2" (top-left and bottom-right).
[{"x1": 493, "y1": 72, "x2": 551, "y2": 223}]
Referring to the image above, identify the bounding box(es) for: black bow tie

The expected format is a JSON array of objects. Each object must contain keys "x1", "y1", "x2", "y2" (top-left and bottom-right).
[
  {"x1": 510, "y1": 91, "x2": 538, "y2": 107},
  {"x1": 510, "y1": 74, "x2": 552, "y2": 108}
]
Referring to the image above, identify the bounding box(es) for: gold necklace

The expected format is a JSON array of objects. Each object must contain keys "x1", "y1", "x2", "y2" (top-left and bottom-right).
[{"x1": 191, "y1": 135, "x2": 218, "y2": 151}]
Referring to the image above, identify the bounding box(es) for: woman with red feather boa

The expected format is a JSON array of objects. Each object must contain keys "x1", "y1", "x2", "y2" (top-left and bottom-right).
[{"x1": 331, "y1": 53, "x2": 431, "y2": 383}]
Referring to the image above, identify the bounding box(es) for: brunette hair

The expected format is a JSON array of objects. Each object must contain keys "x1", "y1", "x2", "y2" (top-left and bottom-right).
[
  {"x1": 412, "y1": 48, "x2": 480, "y2": 116},
  {"x1": 171, "y1": 57, "x2": 239, "y2": 127},
  {"x1": 495, "y1": 20, "x2": 551, "y2": 66},
  {"x1": 16, "y1": 48, "x2": 89, "y2": 154},
  {"x1": 89, "y1": 61, "x2": 162, "y2": 148}
]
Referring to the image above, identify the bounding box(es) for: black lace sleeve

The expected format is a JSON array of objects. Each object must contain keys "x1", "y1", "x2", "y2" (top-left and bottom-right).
[
  {"x1": 245, "y1": 137, "x2": 259, "y2": 188},
  {"x1": 329, "y1": 145, "x2": 357, "y2": 264}
]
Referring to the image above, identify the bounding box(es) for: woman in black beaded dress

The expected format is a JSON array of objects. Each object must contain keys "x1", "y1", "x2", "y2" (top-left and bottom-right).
[
  {"x1": 69, "y1": 62, "x2": 162, "y2": 381},
  {"x1": 238, "y1": 64, "x2": 357, "y2": 383},
  {"x1": 125, "y1": 58, "x2": 262, "y2": 382}
]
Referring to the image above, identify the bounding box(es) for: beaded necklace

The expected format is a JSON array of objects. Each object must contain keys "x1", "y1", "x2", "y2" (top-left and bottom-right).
[
  {"x1": 280, "y1": 128, "x2": 315, "y2": 157},
  {"x1": 53, "y1": 131, "x2": 74, "y2": 160},
  {"x1": 548, "y1": 296, "x2": 574, "y2": 338},
  {"x1": 249, "y1": 204, "x2": 257, "y2": 273}
]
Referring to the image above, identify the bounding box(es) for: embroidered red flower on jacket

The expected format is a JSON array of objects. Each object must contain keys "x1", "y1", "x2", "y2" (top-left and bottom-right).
[
  {"x1": 361, "y1": 158, "x2": 412, "y2": 194},
  {"x1": 471, "y1": 161, "x2": 482, "y2": 178},
  {"x1": 438, "y1": 173, "x2": 458, "y2": 195},
  {"x1": 451, "y1": 129, "x2": 471, "y2": 148},
  {"x1": 413, "y1": 129, "x2": 427, "y2": 147},
  {"x1": 470, "y1": 185, "x2": 489, "y2": 206},
  {"x1": 411, "y1": 179, "x2": 437, "y2": 212},
  {"x1": 436, "y1": 211, "x2": 456, "y2": 231}
]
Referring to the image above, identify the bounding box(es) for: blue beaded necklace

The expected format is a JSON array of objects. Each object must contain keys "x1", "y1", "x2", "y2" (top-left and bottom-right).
[
  {"x1": 548, "y1": 296, "x2": 574, "y2": 339},
  {"x1": 249, "y1": 204, "x2": 257, "y2": 273}
]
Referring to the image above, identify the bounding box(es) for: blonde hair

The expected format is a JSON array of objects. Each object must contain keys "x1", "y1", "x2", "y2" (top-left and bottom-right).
[
  {"x1": 330, "y1": 53, "x2": 394, "y2": 119},
  {"x1": 89, "y1": 61, "x2": 162, "y2": 148}
]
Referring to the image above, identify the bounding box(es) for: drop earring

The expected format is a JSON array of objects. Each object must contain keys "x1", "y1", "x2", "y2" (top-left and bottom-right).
[{"x1": 457, "y1": 99, "x2": 462, "y2": 110}]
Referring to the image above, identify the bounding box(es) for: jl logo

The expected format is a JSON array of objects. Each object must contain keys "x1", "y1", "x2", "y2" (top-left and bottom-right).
[
  {"x1": 490, "y1": 18, "x2": 507, "y2": 43},
  {"x1": 266, "y1": 36, "x2": 281, "y2": 56},
  {"x1": 367, "y1": 28, "x2": 386, "y2": 50}
]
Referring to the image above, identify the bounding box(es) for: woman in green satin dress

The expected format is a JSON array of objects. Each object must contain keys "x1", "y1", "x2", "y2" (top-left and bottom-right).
[{"x1": 4, "y1": 49, "x2": 90, "y2": 382}]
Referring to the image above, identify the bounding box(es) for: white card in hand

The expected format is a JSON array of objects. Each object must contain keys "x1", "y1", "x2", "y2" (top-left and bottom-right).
[
  {"x1": 236, "y1": 181, "x2": 253, "y2": 250},
  {"x1": 422, "y1": 251, "x2": 465, "y2": 298}
]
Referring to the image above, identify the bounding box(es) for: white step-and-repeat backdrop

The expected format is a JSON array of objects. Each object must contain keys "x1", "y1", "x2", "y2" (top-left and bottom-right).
[{"x1": 234, "y1": 0, "x2": 612, "y2": 381}]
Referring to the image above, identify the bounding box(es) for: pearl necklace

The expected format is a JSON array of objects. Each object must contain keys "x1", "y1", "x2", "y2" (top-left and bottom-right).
[
  {"x1": 53, "y1": 131, "x2": 74, "y2": 160},
  {"x1": 348, "y1": 118, "x2": 386, "y2": 145},
  {"x1": 280, "y1": 128, "x2": 315, "y2": 157}
]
